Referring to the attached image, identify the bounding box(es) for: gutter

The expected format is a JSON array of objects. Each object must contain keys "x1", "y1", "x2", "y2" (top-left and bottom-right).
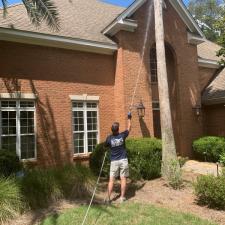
[
  {"x1": 198, "y1": 57, "x2": 220, "y2": 69},
  {"x1": 0, "y1": 27, "x2": 118, "y2": 55}
]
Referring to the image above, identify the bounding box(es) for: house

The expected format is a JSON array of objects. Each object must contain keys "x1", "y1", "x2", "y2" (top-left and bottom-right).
[{"x1": 0, "y1": 0, "x2": 224, "y2": 166}]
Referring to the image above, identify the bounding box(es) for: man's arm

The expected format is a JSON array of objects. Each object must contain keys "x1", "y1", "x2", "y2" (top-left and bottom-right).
[{"x1": 127, "y1": 112, "x2": 132, "y2": 132}]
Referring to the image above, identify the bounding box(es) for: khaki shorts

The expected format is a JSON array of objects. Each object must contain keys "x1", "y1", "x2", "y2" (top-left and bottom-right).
[{"x1": 110, "y1": 158, "x2": 129, "y2": 178}]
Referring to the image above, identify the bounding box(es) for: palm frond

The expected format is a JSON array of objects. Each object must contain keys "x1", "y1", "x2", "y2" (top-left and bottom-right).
[
  {"x1": 1, "y1": 0, "x2": 8, "y2": 18},
  {"x1": 32, "y1": 0, "x2": 60, "y2": 31},
  {"x1": 22, "y1": 0, "x2": 41, "y2": 27}
]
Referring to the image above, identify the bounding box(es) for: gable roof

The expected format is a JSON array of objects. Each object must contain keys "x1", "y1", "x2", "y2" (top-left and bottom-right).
[
  {"x1": 103, "y1": 0, "x2": 205, "y2": 37},
  {"x1": 202, "y1": 68, "x2": 225, "y2": 105}
]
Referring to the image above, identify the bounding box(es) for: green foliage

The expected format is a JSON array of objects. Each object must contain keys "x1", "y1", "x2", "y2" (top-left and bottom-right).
[
  {"x1": 21, "y1": 164, "x2": 95, "y2": 209},
  {"x1": 178, "y1": 156, "x2": 189, "y2": 167},
  {"x1": 188, "y1": 0, "x2": 225, "y2": 43},
  {"x1": 0, "y1": 149, "x2": 22, "y2": 177},
  {"x1": 168, "y1": 159, "x2": 183, "y2": 190},
  {"x1": 89, "y1": 138, "x2": 162, "y2": 180},
  {"x1": 2, "y1": 0, "x2": 60, "y2": 31},
  {"x1": 0, "y1": 177, "x2": 25, "y2": 223},
  {"x1": 194, "y1": 173, "x2": 225, "y2": 209},
  {"x1": 219, "y1": 152, "x2": 225, "y2": 166},
  {"x1": 193, "y1": 136, "x2": 225, "y2": 162},
  {"x1": 126, "y1": 138, "x2": 162, "y2": 180},
  {"x1": 89, "y1": 143, "x2": 110, "y2": 177}
]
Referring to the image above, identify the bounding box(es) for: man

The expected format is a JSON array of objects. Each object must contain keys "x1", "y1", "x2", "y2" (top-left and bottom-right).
[{"x1": 105, "y1": 112, "x2": 132, "y2": 203}]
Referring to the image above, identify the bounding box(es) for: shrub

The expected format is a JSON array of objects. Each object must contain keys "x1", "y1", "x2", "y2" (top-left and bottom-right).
[
  {"x1": 0, "y1": 149, "x2": 22, "y2": 177},
  {"x1": 193, "y1": 136, "x2": 225, "y2": 162},
  {"x1": 0, "y1": 177, "x2": 25, "y2": 223},
  {"x1": 89, "y1": 138, "x2": 162, "y2": 180},
  {"x1": 194, "y1": 173, "x2": 225, "y2": 209},
  {"x1": 168, "y1": 159, "x2": 183, "y2": 189},
  {"x1": 21, "y1": 164, "x2": 95, "y2": 209},
  {"x1": 219, "y1": 152, "x2": 225, "y2": 166},
  {"x1": 89, "y1": 143, "x2": 110, "y2": 177}
]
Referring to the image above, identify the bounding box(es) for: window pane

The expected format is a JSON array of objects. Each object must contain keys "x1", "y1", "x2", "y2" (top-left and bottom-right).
[
  {"x1": 72, "y1": 102, "x2": 83, "y2": 108},
  {"x1": 87, "y1": 132, "x2": 97, "y2": 152},
  {"x1": 87, "y1": 103, "x2": 97, "y2": 108},
  {"x1": 74, "y1": 133, "x2": 84, "y2": 154},
  {"x1": 21, "y1": 135, "x2": 35, "y2": 159},
  {"x1": 1, "y1": 136, "x2": 16, "y2": 151},
  {"x1": 152, "y1": 102, "x2": 160, "y2": 110},
  {"x1": 1, "y1": 101, "x2": 16, "y2": 108},
  {"x1": 20, "y1": 111, "x2": 34, "y2": 134},
  {"x1": 87, "y1": 111, "x2": 97, "y2": 131},
  {"x1": 73, "y1": 111, "x2": 84, "y2": 132},
  {"x1": 20, "y1": 101, "x2": 35, "y2": 108},
  {"x1": 1, "y1": 111, "x2": 16, "y2": 135}
]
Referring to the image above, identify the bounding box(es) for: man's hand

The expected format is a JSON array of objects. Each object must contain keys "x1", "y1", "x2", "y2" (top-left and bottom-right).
[
  {"x1": 128, "y1": 112, "x2": 132, "y2": 120},
  {"x1": 127, "y1": 112, "x2": 131, "y2": 131}
]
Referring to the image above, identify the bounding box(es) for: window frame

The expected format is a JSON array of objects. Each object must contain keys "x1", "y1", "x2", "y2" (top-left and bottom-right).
[
  {"x1": 72, "y1": 101, "x2": 100, "y2": 155},
  {"x1": 152, "y1": 101, "x2": 160, "y2": 111},
  {"x1": 0, "y1": 100, "x2": 37, "y2": 161}
]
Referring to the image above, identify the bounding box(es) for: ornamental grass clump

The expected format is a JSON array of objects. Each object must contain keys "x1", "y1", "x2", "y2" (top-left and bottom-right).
[
  {"x1": 21, "y1": 164, "x2": 95, "y2": 209},
  {"x1": 0, "y1": 177, "x2": 25, "y2": 224}
]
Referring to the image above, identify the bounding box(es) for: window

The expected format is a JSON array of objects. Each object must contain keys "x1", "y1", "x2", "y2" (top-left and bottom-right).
[
  {"x1": 72, "y1": 101, "x2": 99, "y2": 154},
  {"x1": 150, "y1": 45, "x2": 158, "y2": 83},
  {"x1": 0, "y1": 100, "x2": 36, "y2": 160},
  {"x1": 152, "y1": 101, "x2": 161, "y2": 138}
]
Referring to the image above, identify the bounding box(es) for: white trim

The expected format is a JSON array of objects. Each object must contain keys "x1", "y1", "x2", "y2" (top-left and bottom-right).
[
  {"x1": 0, "y1": 28, "x2": 118, "y2": 55},
  {"x1": 103, "y1": 0, "x2": 204, "y2": 38},
  {"x1": 187, "y1": 32, "x2": 205, "y2": 45},
  {"x1": 0, "y1": 92, "x2": 37, "y2": 99},
  {"x1": 69, "y1": 94, "x2": 100, "y2": 101},
  {"x1": 168, "y1": 0, "x2": 205, "y2": 37},
  {"x1": 71, "y1": 101, "x2": 99, "y2": 155},
  {"x1": 198, "y1": 58, "x2": 220, "y2": 69},
  {"x1": 0, "y1": 99, "x2": 36, "y2": 160}
]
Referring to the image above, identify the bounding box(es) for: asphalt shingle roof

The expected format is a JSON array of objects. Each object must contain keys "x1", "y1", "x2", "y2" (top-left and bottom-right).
[
  {"x1": 202, "y1": 68, "x2": 225, "y2": 105},
  {"x1": 0, "y1": 0, "x2": 125, "y2": 44}
]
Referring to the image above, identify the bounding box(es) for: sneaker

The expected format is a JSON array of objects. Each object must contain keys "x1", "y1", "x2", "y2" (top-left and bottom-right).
[{"x1": 120, "y1": 197, "x2": 126, "y2": 203}]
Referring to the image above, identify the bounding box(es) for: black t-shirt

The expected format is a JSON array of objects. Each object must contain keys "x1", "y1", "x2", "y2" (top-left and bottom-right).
[{"x1": 105, "y1": 130, "x2": 129, "y2": 161}]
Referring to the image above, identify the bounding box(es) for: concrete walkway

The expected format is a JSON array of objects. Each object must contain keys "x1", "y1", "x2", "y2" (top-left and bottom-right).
[{"x1": 182, "y1": 160, "x2": 223, "y2": 176}]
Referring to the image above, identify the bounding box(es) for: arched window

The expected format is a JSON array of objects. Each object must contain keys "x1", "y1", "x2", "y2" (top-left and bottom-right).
[{"x1": 150, "y1": 45, "x2": 157, "y2": 83}]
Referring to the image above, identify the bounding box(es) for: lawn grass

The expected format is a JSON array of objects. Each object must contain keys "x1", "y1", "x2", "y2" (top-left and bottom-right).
[{"x1": 40, "y1": 202, "x2": 217, "y2": 225}]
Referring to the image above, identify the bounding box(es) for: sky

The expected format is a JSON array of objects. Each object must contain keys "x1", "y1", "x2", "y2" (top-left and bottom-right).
[{"x1": 0, "y1": 0, "x2": 190, "y2": 8}]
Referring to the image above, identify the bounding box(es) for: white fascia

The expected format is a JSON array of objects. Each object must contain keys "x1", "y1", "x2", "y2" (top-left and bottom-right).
[
  {"x1": 188, "y1": 32, "x2": 205, "y2": 45},
  {"x1": 103, "y1": 19, "x2": 138, "y2": 36},
  {"x1": 103, "y1": 0, "x2": 146, "y2": 36},
  {"x1": 198, "y1": 57, "x2": 220, "y2": 69},
  {"x1": 169, "y1": 0, "x2": 205, "y2": 38},
  {"x1": 0, "y1": 28, "x2": 118, "y2": 55}
]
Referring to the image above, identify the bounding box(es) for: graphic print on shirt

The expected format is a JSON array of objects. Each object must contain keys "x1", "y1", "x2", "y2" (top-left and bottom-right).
[{"x1": 111, "y1": 137, "x2": 124, "y2": 148}]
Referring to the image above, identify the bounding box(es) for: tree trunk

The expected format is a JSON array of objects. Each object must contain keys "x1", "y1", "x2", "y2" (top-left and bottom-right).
[{"x1": 153, "y1": 0, "x2": 179, "y2": 177}]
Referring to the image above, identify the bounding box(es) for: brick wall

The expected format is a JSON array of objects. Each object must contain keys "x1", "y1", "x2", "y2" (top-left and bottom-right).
[
  {"x1": 0, "y1": 41, "x2": 116, "y2": 166},
  {"x1": 115, "y1": 0, "x2": 204, "y2": 156},
  {"x1": 203, "y1": 104, "x2": 225, "y2": 137}
]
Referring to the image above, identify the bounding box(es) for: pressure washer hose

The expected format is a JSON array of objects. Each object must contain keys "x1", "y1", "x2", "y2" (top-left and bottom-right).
[{"x1": 81, "y1": 151, "x2": 107, "y2": 225}]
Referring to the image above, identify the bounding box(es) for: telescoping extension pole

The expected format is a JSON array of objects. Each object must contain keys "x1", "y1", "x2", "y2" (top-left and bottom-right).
[{"x1": 81, "y1": 151, "x2": 107, "y2": 225}]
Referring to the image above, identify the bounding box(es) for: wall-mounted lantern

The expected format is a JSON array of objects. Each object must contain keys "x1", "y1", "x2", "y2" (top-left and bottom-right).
[
  {"x1": 136, "y1": 100, "x2": 145, "y2": 118},
  {"x1": 193, "y1": 104, "x2": 201, "y2": 116}
]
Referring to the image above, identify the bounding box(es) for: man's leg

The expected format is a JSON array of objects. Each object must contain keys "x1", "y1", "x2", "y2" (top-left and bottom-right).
[
  {"x1": 120, "y1": 159, "x2": 129, "y2": 201},
  {"x1": 120, "y1": 176, "x2": 127, "y2": 199},
  {"x1": 108, "y1": 177, "x2": 114, "y2": 200}
]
